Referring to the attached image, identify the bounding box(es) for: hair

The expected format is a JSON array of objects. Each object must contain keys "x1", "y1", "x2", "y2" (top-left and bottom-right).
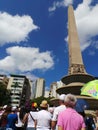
[
  {"x1": 31, "y1": 107, "x2": 37, "y2": 112},
  {"x1": 0, "y1": 106, "x2": 11, "y2": 126},
  {"x1": 19, "y1": 106, "x2": 26, "y2": 120},
  {"x1": 64, "y1": 94, "x2": 77, "y2": 108},
  {"x1": 40, "y1": 106, "x2": 48, "y2": 110},
  {"x1": 59, "y1": 100, "x2": 65, "y2": 104}
]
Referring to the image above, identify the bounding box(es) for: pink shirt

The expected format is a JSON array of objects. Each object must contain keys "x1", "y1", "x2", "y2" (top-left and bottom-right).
[{"x1": 57, "y1": 108, "x2": 86, "y2": 130}]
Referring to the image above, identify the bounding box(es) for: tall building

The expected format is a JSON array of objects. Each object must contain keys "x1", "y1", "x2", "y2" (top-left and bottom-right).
[
  {"x1": 30, "y1": 80, "x2": 36, "y2": 99},
  {"x1": 56, "y1": 5, "x2": 98, "y2": 110},
  {"x1": 50, "y1": 82, "x2": 59, "y2": 98},
  {"x1": 44, "y1": 90, "x2": 50, "y2": 98},
  {"x1": 35, "y1": 78, "x2": 45, "y2": 98},
  {"x1": 7, "y1": 74, "x2": 31, "y2": 107}
]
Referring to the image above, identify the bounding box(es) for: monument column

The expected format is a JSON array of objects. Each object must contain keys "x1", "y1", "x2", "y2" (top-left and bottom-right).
[
  {"x1": 54, "y1": 5, "x2": 98, "y2": 110},
  {"x1": 68, "y1": 5, "x2": 86, "y2": 75}
]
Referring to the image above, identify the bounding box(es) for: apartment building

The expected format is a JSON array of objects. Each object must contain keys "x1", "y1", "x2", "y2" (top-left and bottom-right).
[
  {"x1": 7, "y1": 74, "x2": 31, "y2": 107},
  {"x1": 35, "y1": 78, "x2": 45, "y2": 98}
]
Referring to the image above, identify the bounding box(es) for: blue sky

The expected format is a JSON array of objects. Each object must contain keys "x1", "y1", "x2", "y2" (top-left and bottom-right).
[{"x1": 0, "y1": 0, "x2": 98, "y2": 89}]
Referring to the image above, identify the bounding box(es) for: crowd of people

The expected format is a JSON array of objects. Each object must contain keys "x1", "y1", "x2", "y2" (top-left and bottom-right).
[{"x1": 0, "y1": 93, "x2": 97, "y2": 130}]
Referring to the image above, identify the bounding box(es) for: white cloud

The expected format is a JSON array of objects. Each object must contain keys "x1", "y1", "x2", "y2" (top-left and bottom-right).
[
  {"x1": 22, "y1": 72, "x2": 38, "y2": 81},
  {"x1": 74, "y1": 0, "x2": 98, "y2": 51},
  {"x1": 49, "y1": 0, "x2": 73, "y2": 12},
  {"x1": 0, "y1": 46, "x2": 54, "y2": 73},
  {"x1": 49, "y1": 0, "x2": 98, "y2": 53},
  {"x1": 63, "y1": 0, "x2": 73, "y2": 6},
  {"x1": 0, "y1": 12, "x2": 38, "y2": 45}
]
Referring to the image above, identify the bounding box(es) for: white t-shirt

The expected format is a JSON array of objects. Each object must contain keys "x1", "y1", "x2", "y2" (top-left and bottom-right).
[
  {"x1": 52, "y1": 105, "x2": 66, "y2": 130},
  {"x1": 52, "y1": 105, "x2": 66, "y2": 121},
  {"x1": 27, "y1": 111, "x2": 37, "y2": 128},
  {"x1": 36, "y1": 110, "x2": 52, "y2": 130},
  {"x1": 15, "y1": 112, "x2": 23, "y2": 127}
]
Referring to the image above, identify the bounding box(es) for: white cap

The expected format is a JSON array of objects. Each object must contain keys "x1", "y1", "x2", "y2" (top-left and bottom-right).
[
  {"x1": 59, "y1": 94, "x2": 66, "y2": 101},
  {"x1": 11, "y1": 106, "x2": 17, "y2": 111}
]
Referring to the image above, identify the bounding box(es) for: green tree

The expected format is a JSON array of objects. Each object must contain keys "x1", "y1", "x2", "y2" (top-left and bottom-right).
[
  {"x1": 0, "y1": 83, "x2": 11, "y2": 106},
  {"x1": 31, "y1": 96, "x2": 54, "y2": 108}
]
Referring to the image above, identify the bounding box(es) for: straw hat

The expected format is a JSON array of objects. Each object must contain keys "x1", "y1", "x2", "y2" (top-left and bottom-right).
[{"x1": 40, "y1": 100, "x2": 48, "y2": 108}]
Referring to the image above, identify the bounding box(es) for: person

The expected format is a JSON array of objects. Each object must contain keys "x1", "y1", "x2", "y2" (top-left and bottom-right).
[
  {"x1": 0, "y1": 105, "x2": 8, "y2": 119},
  {"x1": 95, "y1": 110, "x2": 98, "y2": 130},
  {"x1": 57, "y1": 94, "x2": 86, "y2": 130},
  {"x1": 0, "y1": 106, "x2": 11, "y2": 130},
  {"x1": 74, "y1": 99, "x2": 89, "y2": 119},
  {"x1": 6, "y1": 106, "x2": 18, "y2": 130},
  {"x1": 23, "y1": 102, "x2": 38, "y2": 130},
  {"x1": 35, "y1": 100, "x2": 52, "y2": 130},
  {"x1": 85, "y1": 116, "x2": 96, "y2": 130},
  {"x1": 48, "y1": 107, "x2": 54, "y2": 117},
  {"x1": 15, "y1": 107, "x2": 25, "y2": 130},
  {"x1": 51, "y1": 94, "x2": 66, "y2": 130}
]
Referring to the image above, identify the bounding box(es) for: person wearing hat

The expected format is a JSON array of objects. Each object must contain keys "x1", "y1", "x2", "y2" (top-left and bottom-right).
[
  {"x1": 6, "y1": 106, "x2": 18, "y2": 130},
  {"x1": 57, "y1": 94, "x2": 86, "y2": 130},
  {"x1": 51, "y1": 94, "x2": 66, "y2": 130},
  {"x1": 35, "y1": 100, "x2": 52, "y2": 130},
  {"x1": 23, "y1": 102, "x2": 38, "y2": 130}
]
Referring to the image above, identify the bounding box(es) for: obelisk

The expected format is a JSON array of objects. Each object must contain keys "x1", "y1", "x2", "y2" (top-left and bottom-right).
[
  {"x1": 56, "y1": 6, "x2": 98, "y2": 110},
  {"x1": 60, "y1": 5, "x2": 94, "y2": 85},
  {"x1": 68, "y1": 5, "x2": 86, "y2": 75}
]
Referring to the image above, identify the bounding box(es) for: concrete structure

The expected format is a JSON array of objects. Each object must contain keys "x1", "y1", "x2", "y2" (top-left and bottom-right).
[
  {"x1": 35, "y1": 78, "x2": 45, "y2": 98},
  {"x1": 56, "y1": 5, "x2": 98, "y2": 110},
  {"x1": 7, "y1": 74, "x2": 31, "y2": 107}
]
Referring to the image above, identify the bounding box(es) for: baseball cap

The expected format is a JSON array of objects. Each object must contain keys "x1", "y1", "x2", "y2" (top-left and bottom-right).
[{"x1": 59, "y1": 94, "x2": 66, "y2": 101}]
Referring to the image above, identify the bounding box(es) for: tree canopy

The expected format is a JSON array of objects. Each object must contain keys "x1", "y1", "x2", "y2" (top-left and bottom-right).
[{"x1": 0, "y1": 83, "x2": 11, "y2": 106}]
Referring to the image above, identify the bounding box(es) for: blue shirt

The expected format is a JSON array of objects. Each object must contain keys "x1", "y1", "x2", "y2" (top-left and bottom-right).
[{"x1": 6, "y1": 113, "x2": 18, "y2": 130}]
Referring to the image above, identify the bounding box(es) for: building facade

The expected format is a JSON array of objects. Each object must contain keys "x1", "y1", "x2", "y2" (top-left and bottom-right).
[
  {"x1": 44, "y1": 90, "x2": 50, "y2": 98},
  {"x1": 50, "y1": 82, "x2": 59, "y2": 98},
  {"x1": 7, "y1": 74, "x2": 31, "y2": 107},
  {"x1": 35, "y1": 78, "x2": 45, "y2": 98},
  {"x1": 30, "y1": 80, "x2": 36, "y2": 99}
]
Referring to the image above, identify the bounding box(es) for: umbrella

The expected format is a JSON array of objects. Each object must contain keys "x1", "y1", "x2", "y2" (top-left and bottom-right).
[
  {"x1": 81, "y1": 80, "x2": 98, "y2": 99},
  {"x1": 74, "y1": 99, "x2": 89, "y2": 112}
]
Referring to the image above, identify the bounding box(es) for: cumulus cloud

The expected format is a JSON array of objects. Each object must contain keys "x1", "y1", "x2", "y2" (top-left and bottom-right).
[
  {"x1": 0, "y1": 46, "x2": 54, "y2": 73},
  {"x1": 74, "y1": 0, "x2": 98, "y2": 51},
  {"x1": 49, "y1": 0, "x2": 73, "y2": 12},
  {"x1": 0, "y1": 12, "x2": 38, "y2": 45}
]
